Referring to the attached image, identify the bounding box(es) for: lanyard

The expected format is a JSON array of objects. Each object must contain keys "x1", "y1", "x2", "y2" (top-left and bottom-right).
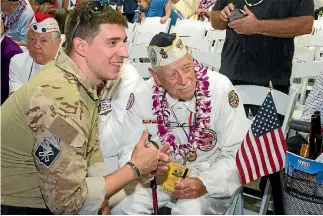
[
  {"x1": 169, "y1": 104, "x2": 195, "y2": 140},
  {"x1": 28, "y1": 60, "x2": 34, "y2": 81}
]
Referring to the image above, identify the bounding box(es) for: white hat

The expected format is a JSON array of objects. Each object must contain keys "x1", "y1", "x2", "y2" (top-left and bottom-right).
[
  {"x1": 147, "y1": 32, "x2": 191, "y2": 68},
  {"x1": 30, "y1": 18, "x2": 60, "y2": 34}
]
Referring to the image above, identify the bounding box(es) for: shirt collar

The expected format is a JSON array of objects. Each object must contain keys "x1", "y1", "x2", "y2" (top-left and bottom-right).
[
  {"x1": 165, "y1": 93, "x2": 196, "y2": 113},
  {"x1": 55, "y1": 50, "x2": 99, "y2": 101}
]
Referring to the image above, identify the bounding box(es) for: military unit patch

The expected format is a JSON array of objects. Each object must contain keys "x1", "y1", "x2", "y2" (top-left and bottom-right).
[
  {"x1": 99, "y1": 99, "x2": 112, "y2": 116},
  {"x1": 228, "y1": 90, "x2": 239, "y2": 108},
  {"x1": 150, "y1": 49, "x2": 157, "y2": 66},
  {"x1": 35, "y1": 135, "x2": 61, "y2": 168},
  {"x1": 126, "y1": 93, "x2": 135, "y2": 110}
]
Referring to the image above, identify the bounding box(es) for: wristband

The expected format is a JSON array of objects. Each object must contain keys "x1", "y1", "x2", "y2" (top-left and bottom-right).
[{"x1": 126, "y1": 161, "x2": 141, "y2": 177}]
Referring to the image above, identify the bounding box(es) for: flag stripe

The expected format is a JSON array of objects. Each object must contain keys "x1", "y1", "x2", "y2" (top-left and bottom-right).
[
  {"x1": 236, "y1": 148, "x2": 248, "y2": 184},
  {"x1": 251, "y1": 134, "x2": 266, "y2": 176},
  {"x1": 259, "y1": 135, "x2": 273, "y2": 174},
  {"x1": 239, "y1": 135, "x2": 254, "y2": 183},
  {"x1": 246, "y1": 132, "x2": 261, "y2": 178},
  {"x1": 269, "y1": 130, "x2": 283, "y2": 171},
  {"x1": 275, "y1": 129, "x2": 287, "y2": 168},
  {"x1": 266, "y1": 132, "x2": 280, "y2": 171},
  {"x1": 258, "y1": 136, "x2": 271, "y2": 175}
]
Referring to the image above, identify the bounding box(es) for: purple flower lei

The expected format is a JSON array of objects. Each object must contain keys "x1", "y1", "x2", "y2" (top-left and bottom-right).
[
  {"x1": 1, "y1": 0, "x2": 27, "y2": 33},
  {"x1": 152, "y1": 59, "x2": 212, "y2": 159}
]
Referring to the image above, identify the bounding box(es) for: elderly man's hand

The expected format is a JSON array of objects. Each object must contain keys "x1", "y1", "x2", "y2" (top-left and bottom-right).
[
  {"x1": 220, "y1": 3, "x2": 235, "y2": 23},
  {"x1": 228, "y1": 5, "x2": 260, "y2": 35},
  {"x1": 171, "y1": 177, "x2": 208, "y2": 199}
]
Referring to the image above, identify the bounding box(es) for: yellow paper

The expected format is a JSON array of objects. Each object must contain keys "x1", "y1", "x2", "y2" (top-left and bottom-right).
[{"x1": 161, "y1": 162, "x2": 190, "y2": 194}]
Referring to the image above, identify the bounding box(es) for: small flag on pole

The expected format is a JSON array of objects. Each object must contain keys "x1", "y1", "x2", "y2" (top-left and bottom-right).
[{"x1": 236, "y1": 91, "x2": 288, "y2": 185}]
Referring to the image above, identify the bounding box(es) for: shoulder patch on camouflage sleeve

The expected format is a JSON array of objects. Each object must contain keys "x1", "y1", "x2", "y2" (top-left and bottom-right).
[
  {"x1": 228, "y1": 90, "x2": 239, "y2": 108},
  {"x1": 126, "y1": 93, "x2": 135, "y2": 110},
  {"x1": 35, "y1": 135, "x2": 61, "y2": 168}
]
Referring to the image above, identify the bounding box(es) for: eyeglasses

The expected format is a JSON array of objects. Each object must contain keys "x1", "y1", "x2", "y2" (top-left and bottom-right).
[
  {"x1": 71, "y1": 0, "x2": 106, "y2": 39},
  {"x1": 165, "y1": 121, "x2": 193, "y2": 129}
]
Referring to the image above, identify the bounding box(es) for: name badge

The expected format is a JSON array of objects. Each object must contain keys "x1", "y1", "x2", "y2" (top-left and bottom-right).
[
  {"x1": 162, "y1": 162, "x2": 190, "y2": 195},
  {"x1": 99, "y1": 99, "x2": 112, "y2": 116}
]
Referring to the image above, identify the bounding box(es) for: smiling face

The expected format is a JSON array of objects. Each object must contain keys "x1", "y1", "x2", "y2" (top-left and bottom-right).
[
  {"x1": 149, "y1": 54, "x2": 196, "y2": 101},
  {"x1": 83, "y1": 23, "x2": 128, "y2": 82},
  {"x1": 27, "y1": 30, "x2": 61, "y2": 65}
]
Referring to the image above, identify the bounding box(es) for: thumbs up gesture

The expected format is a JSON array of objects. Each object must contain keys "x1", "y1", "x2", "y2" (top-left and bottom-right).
[{"x1": 130, "y1": 130, "x2": 160, "y2": 175}]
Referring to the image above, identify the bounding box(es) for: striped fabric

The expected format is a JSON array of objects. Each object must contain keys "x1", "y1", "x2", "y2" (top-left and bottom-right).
[{"x1": 236, "y1": 92, "x2": 288, "y2": 184}]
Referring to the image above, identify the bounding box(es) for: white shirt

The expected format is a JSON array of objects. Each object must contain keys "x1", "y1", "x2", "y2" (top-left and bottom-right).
[
  {"x1": 118, "y1": 69, "x2": 250, "y2": 199},
  {"x1": 99, "y1": 63, "x2": 146, "y2": 174},
  {"x1": 9, "y1": 50, "x2": 43, "y2": 93}
]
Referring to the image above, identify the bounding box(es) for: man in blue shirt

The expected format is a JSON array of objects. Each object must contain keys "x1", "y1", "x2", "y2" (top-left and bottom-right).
[
  {"x1": 115, "y1": 0, "x2": 138, "y2": 22},
  {"x1": 134, "y1": 0, "x2": 181, "y2": 28},
  {"x1": 1, "y1": 0, "x2": 34, "y2": 46}
]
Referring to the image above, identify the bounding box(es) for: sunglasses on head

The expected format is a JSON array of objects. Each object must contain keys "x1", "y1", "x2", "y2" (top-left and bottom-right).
[{"x1": 71, "y1": 0, "x2": 107, "y2": 39}]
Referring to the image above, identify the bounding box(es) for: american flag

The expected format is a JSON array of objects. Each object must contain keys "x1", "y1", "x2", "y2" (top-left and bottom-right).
[{"x1": 236, "y1": 92, "x2": 288, "y2": 185}]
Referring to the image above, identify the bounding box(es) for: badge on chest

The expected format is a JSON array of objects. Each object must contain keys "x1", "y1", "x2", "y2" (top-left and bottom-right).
[{"x1": 99, "y1": 99, "x2": 112, "y2": 116}]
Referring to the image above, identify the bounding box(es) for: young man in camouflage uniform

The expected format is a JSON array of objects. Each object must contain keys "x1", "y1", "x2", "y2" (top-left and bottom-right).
[{"x1": 1, "y1": 1, "x2": 169, "y2": 214}]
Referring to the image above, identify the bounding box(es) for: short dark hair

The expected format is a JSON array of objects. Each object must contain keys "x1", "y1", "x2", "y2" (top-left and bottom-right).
[
  {"x1": 48, "y1": 8, "x2": 69, "y2": 33},
  {"x1": 64, "y1": 2, "x2": 128, "y2": 55}
]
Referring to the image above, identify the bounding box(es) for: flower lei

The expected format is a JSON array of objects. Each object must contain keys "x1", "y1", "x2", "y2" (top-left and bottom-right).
[
  {"x1": 152, "y1": 59, "x2": 212, "y2": 159},
  {"x1": 1, "y1": 0, "x2": 27, "y2": 33}
]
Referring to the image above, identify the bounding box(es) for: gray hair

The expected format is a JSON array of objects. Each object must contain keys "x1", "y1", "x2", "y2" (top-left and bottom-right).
[{"x1": 51, "y1": 31, "x2": 61, "y2": 40}]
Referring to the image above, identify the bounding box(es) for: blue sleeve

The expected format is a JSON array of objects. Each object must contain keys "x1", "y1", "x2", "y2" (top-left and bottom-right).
[{"x1": 18, "y1": 9, "x2": 34, "y2": 42}]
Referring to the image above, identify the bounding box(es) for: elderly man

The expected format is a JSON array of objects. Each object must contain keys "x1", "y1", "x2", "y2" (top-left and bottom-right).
[
  {"x1": 1, "y1": 0, "x2": 34, "y2": 45},
  {"x1": 8, "y1": 17, "x2": 61, "y2": 94},
  {"x1": 113, "y1": 32, "x2": 249, "y2": 214},
  {"x1": 1, "y1": 2, "x2": 168, "y2": 214}
]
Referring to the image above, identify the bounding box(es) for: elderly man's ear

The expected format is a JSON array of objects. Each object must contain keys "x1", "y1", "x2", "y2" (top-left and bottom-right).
[{"x1": 148, "y1": 67, "x2": 161, "y2": 86}]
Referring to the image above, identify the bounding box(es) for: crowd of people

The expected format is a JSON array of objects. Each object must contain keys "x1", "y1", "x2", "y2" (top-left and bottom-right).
[{"x1": 1, "y1": 0, "x2": 322, "y2": 215}]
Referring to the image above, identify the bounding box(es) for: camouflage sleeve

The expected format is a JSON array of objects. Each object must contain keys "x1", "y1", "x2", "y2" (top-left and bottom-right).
[
  {"x1": 88, "y1": 118, "x2": 109, "y2": 177},
  {"x1": 28, "y1": 87, "x2": 106, "y2": 214}
]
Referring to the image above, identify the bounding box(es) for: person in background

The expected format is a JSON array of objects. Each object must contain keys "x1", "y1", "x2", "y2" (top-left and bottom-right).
[
  {"x1": 9, "y1": 18, "x2": 61, "y2": 94},
  {"x1": 29, "y1": 0, "x2": 58, "y2": 22},
  {"x1": 195, "y1": 0, "x2": 217, "y2": 21},
  {"x1": 1, "y1": 0, "x2": 34, "y2": 46},
  {"x1": 1, "y1": 2, "x2": 168, "y2": 214},
  {"x1": 211, "y1": 0, "x2": 314, "y2": 214},
  {"x1": 75, "y1": 0, "x2": 88, "y2": 7},
  {"x1": 0, "y1": 20, "x2": 23, "y2": 104},
  {"x1": 134, "y1": 0, "x2": 181, "y2": 27},
  {"x1": 287, "y1": 71, "x2": 323, "y2": 153},
  {"x1": 117, "y1": 0, "x2": 138, "y2": 22},
  {"x1": 48, "y1": 7, "x2": 69, "y2": 32}
]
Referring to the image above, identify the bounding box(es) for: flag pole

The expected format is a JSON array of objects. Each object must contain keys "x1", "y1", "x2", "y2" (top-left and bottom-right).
[{"x1": 269, "y1": 81, "x2": 273, "y2": 91}]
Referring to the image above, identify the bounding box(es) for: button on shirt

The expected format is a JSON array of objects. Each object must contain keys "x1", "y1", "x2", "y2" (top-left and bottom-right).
[{"x1": 9, "y1": 51, "x2": 44, "y2": 93}]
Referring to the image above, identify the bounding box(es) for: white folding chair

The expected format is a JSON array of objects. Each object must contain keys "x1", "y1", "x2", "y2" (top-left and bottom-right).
[
  {"x1": 295, "y1": 34, "x2": 323, "y2": 60},
  {"x1": 234, "y1": 85, "x2": 299, "y2": 215},
  {"x1": 127, "y1": 44, "x2": 151, "y2": 79},
  {"x1": 170, "y1": 19, "x2": 207, "y2": 38},
  {"x1": 290, "y1": 61, "x2": 323, "y2": 104},
  {"x1": 183, "y1": 36, "x2": 212, "y2": 52},
  {"x1": 192, "y1": 49, "x2": 221, "y2": 71},
  {"x1": 206, "y1": 29, "x2": 226, "y2": 54},
  {"x1": 132, "y1": 31, "x2": 157, "y2": 46},
  {"x1": 137, "y1": 17, "x2": 171, "y2": 33}
]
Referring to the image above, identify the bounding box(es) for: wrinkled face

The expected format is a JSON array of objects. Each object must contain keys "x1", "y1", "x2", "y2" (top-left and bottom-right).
[
  {"x1": 27, "y1": 30, "x2": 61, "y2": 65},
  {"x1": 151, "y1": 54, "x2": 196, "y2": 101},
  {"x1": 84, "y1": 24, "x2": 128, "y2": 81},
  {"x1": 138, "y1": 0, "x2": 150, "y2": 10}
]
